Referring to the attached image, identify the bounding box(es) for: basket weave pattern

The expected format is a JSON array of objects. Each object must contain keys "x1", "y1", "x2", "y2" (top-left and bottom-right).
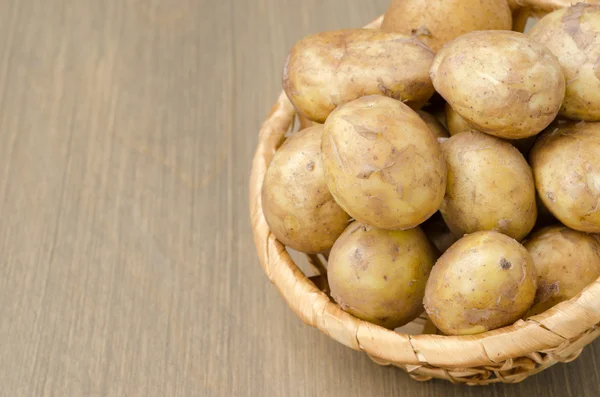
[{"x1": 249, "y1": 16, "x2": 600, "y2": 385}]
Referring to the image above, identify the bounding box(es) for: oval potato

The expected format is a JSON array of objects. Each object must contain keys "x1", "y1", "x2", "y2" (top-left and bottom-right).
[
  {"x1": 431, "y1": 30, "x2": 565, "y2": 139},
  {"x1": 322, "y1": 95, "x2": 447, "y2": 230},
  {"x1": 524, "y1": 225, "x2": 600, "y2": 315},
  {"x1": 381, "y1": 0, "x2": 512, "y2": 52},
  {"x1": 530, "y1": 121, "x2": 600, "y2": 232},
  {"x1": 440, "y1": 131, "x2": 537, "y2": 240},
  {"x1": 424, "y1": 231, "x2": 537, "y2": 335},
  {"x1": 529, "y1": 4, "x2": 600, "y2": 121},
  {"x1": 262, "y1": 125, "x2": 350, "y2": 253},
  {"x1": 283, "y1": 29, "x2": 435, "y2": 123},
  {"x1": 328, "y1": 222, "x2": 437, "y2": 329}
]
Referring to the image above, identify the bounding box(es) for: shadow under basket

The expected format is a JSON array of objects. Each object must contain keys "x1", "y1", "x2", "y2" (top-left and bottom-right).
[{"x1": 248, "y1": 15, "x2": 600, "y2": 385}]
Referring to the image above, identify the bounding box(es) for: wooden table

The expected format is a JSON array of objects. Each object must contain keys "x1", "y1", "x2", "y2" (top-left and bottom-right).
[{"x1": 0, "y1": 0, "x2": 598, "y2": 396}]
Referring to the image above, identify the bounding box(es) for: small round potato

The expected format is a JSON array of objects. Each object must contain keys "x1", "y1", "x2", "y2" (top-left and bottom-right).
[
  {"x1": 283, "y1": 29, "x2": 435, "y2": 123},
  {"x1": 381, "y1": 0, "x2": 512, "y2": 52},
  {"x1": 328, "y1": 222, "x2": 437, "y2": 329},
  {"x1": 262, "y1": 125, "x2": 350, "y2": 253},
  {"x1": 529, "y1": 4, "x2": 600, "y2": 121},
  {"x1": 440, "y1": 131, "x2": 537, "y2": 241},
  {"x1": 524, "y1": 225, "x2": 600, "y2": 315},
  {"x1": 530, "y1": 121, "x2": 600, "y2": 233},
  {"x1": 424, "y1": 231, "x2": 537, "y2": 335},
  {"x1": 431, "y1": 30, "x2": 566, "y2": 139},
  {"x1": 322, "y1": 95, "x2": 447, "y2": 230},
  {"x1": 418, "y1": 110, "x2": 449, "y2": 139}
]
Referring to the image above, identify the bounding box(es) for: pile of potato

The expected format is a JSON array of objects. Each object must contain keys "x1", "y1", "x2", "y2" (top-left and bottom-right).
[{"x1": 262, "y1": 1, "x2": 600, "y2": 335}]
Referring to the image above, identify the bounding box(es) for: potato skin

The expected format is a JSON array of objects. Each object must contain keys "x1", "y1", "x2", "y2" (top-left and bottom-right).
[
  {"x1": 381, "y1": 0, "x2": 512, "y2": 52},
  {"x1": 328, "y1": 222, "x2": 437, "y2": 329},
  {"x1": 445, "y1": 103, "x2": 538, "y2": 154},
  {"x1": 417, "y1": 110, "x2": 449, "y2": 139},
  {"x1": 524, "y1": 225, "x2": 600, "y2": 315},
  {"x1": 529, "y1": 4, "x2": 600, "y2": 121},
  {"x1": 424, "y1": 231, "x2": 537, "y2": 335},
  {"x1": 440, "y1": 131, "x2": 537, "y2": 241},
  {"x1": 431, "y1": 30, "x2": 565, "y2": 139},
  {"x1": 444, "y1": 102, "x2": 472, "y2": 137},
  {"x1": 530, "y1": 121, "x2": 600, "y2": 233},
  {"x1": 298, "y1": 114, "x2": 319, "y2": 130},
  {"x1": 261, "y1": 125, "x2": 350, "y2": 253},
  {"x1": 322, "y1": 95, "x2": 447, "y2": 230},
  {"x1": 283, "y1": 29, "x2": 435, "y2": 123}
]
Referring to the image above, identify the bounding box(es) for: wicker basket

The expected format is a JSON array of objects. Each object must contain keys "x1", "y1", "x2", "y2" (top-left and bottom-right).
[{"x1": 249, "y1": 13, "x2": 600, "y2": 385}]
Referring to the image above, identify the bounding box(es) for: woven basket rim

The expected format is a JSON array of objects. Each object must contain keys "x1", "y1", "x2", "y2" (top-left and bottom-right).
[{"x1": 249, "y1": 14, "x2": 600, "y2": 371}]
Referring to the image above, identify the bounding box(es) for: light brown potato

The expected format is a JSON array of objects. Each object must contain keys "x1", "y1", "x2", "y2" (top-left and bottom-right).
[
  {"x1": 431, "y1": 30, "x2": 565, "y2": 139},
  {"x1": 322, "y1": 96, "x2": 447, "y2": 230},
  {"x1": 381, "y1": 0, "x2": 512, "y2": 52},
  {"x1": 417, "y1": 110, "x2": 449, "y2": 139},
  {"x1": 529, "y1": 4, "x2": 600, "y2": 121},
  {"x1": 440, "y1": 131, "x2": 537, "y2": 241},
  {"x1": 530, "y1": 121, "x2": 600, "y2": 232},
  {"x1": 424, "y1": 231, "x2": 537, "y2": 335},
  {"x1": 445, "y1": 103, "x2": 538, "y2": 154},
  {"x1": 444, "y1": 102, "x2": 472, "y2": 136},
  {"x1": 283, "y1": 29, "x2": 435, "y2": 123},
  {"x1": 524, "y1": 225, "x2": 600, "y2": 315},
  {"x1": 262, "y1": 125, "x2": 350, "y2": 254},
  {"x1": 328, "y1": 222, "x2": 437, "y2": 329}
]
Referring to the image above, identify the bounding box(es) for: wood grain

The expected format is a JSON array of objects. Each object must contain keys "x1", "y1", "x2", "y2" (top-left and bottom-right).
[{"x1": 0, "y1": 0, "x2": 597, "y2": 396}]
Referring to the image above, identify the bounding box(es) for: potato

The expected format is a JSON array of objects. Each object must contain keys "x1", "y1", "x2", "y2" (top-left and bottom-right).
[
  {"x1": 440, "y1": 131, "x2": 537, "y2": 241},
  {"x1": 431, "y1": 31, "x2": 565, "y2": 139},
  {"x1": 445, "y1": 103, "x2": 538, "y2": 154},
  {"x1": 328, "y1": 222, "x2": 437, "y2": 329},
  {"x1": 529, "y1": 4, "x2": 600, "y2": 121},
  {"x1": 530, "y1": 121, "x2": 600, "y2": 233},
  {"x1": 424, "y1": 231, "x2": 537, "y2": 335},
  {"x1": 381, "y1": 0, "x2": 512, "y2": 52},
  {"x1": 444, "y1": 103, "x2": 472, "y2": 136},
  {"x1": 322, "y1": 95, "x2": 447, "y2": 230},
  {"x1": 524, "y1": 225, "x2": 600, "y2": 315},
  {"x1": 418, "y1": 110, "x2": 449, "y2": 139},
  {"x1": 262, "y1": 125, "x2": 350, "y2": 253},
  {"x1": 283, "y1": 29, "x2": 435, "y2": 123}
]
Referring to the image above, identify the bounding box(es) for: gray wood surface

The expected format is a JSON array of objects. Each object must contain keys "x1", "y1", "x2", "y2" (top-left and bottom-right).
[{"x1": 0, "y1": 0, "x2": 597, "y2": 396}]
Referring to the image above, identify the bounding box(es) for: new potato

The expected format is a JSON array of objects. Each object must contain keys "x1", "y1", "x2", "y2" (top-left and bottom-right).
[
  {"x1": 328, "y1": 222, "x2": 437, "y2": 329},
  {"x1": 529, "y1": 4, "x2": 600, "y2": 121},
  {"x1": 261, "y1": 125, "x2": 350, "y2": 253},
  {"x1": 530, "y1": 121, "x2": 600, "y2": 233},
  {"x1": 322, "y1": 95, "x2": 447, "y2": 230},
  {"x1": 524, "y1": 225, "x2": 600, "y2": 315},
  {"x1": 431, "y1": 30, "x2": 566, "y2": 139},
  {"x1": 283, "y1": 29, "x2": 435, "y2": 123},
  {"x1": 440, "y1": 131, "x2": 537, "y2": 241},
  {"x1": 381, "y1": 0, "x2": 512, "y2": 52},
  {"x1": 444, "y1": 104, "x2": 538, "y2": 153},
  {"x1": 424, "y1": 231, "x2": 537, "y2": 335}
]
